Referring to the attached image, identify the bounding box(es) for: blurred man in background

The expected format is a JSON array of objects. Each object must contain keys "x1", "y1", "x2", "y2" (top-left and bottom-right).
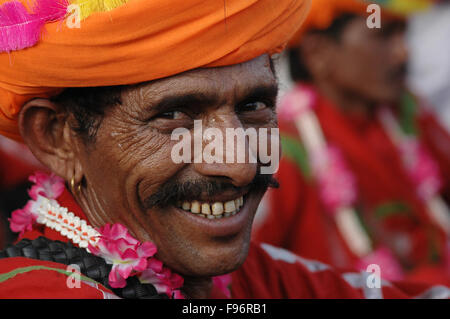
[{"x1": 253, "y1": 0, "x2": 450, "y2": 285}]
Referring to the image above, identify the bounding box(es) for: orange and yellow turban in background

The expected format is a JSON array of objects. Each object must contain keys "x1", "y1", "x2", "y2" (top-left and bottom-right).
[
  {"x1": 295, "y1": 0, "x2": 367, "y2": 38},
  {"x1": 288, "y1": 0, "x2": 434, "y2": 45},
  {"x1": 0, "y1": 0, "x2": 311, "y2": 141}
]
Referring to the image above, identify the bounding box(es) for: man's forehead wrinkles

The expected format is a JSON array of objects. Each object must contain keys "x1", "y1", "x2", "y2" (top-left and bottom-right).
[
  {"x1": 127, "y1": 58, "x2": 277, "y2": 112},
  {"x1": 137, "y1": 75, "x2": 213, "y2": 100}
]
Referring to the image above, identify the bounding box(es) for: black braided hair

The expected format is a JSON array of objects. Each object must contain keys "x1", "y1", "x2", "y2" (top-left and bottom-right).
[{"x1": 0, "y1": 237, "x2": 168, "y2": 299}]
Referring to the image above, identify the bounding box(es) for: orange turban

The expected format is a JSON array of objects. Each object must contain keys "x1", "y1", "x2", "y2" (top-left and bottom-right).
[{"x1": 0, "y1": 0, "x2": 311, "y2": 141}]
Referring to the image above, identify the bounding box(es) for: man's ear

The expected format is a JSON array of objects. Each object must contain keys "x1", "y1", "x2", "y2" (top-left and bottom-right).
[{"x1": 18, "y1": 98, "x2": 82, "y2": 182}]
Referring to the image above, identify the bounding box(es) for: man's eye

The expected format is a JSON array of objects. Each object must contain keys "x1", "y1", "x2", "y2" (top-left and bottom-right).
[
  {"x1": 241, "y1": 101, "x2": 268, "y2": 112},
  {"x1": 156, "y1": 111, "x2": 186, "y2": 119}
]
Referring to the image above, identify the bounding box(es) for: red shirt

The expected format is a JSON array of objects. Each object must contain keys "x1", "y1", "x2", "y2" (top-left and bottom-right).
[
  {"x1": 1, "y1": 189, "x2": 448, "y2": 299},
  {"x1": 253, "y1": 86, "x2": 450, "y2": 286}
]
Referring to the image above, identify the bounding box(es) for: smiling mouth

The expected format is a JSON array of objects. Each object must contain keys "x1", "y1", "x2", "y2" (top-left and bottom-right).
[{"x1": 176, "y1": 196, "x2": 244, "y2": 219}]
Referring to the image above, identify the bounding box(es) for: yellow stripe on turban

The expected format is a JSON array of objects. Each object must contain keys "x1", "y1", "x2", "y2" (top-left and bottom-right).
[{"x1": 0, "y1": 0, "x2": 311, "y2": 141}]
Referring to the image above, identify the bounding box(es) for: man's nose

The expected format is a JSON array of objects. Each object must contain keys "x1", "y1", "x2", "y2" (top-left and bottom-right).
[{"x1": 192, "y1": 116, "x2": 257, "y2": 188}]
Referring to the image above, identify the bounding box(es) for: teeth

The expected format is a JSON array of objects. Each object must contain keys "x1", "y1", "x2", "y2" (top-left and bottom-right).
[
  {"x1": 190, "y1": 201, "x2": 201, "y2": 214},
  {"x1": 201, "y1": 203, "x2": 211, "y2": 215},
  {"x1": 224, "y1": 200, "x2": 236, "y2": 213},
  {"x1": 212, "y1": 202, "x2": 224, "y2": 216},
  {"x1": 182, "y1": 201, "x2": 191, "y2": 211},
  {"x1": 177, "y1": 196, "x2": 244, "y2": 218}
]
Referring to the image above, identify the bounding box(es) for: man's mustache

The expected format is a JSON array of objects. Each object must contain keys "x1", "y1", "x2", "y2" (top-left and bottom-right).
[{"x1": 142, "y1": 173, "x2": 279, "y2": 210}]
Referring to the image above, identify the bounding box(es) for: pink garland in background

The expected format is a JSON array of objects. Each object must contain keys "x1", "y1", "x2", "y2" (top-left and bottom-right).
[
  {"x1": 278, "y1": 85, "x2": 357, "y2": 215},
  {"x1": 279, "y1": 85, "x2": 405, "y2": 278},
  {"x1": 277, "y1": 84, "x2": 317, "y2": 122},
  {"x1": 398, "y1": 138, "x2": 443, "y2": 201},
  {"x1": 311, "y1": 145, "x2": 357, "y2": 215}
]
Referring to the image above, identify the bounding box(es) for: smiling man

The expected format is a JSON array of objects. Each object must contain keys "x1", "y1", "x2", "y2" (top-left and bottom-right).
[
  {"x1": 46, "y1": 56, "x2": 279, "y2": 292},
  {"x1": 0, "y1": 0, "x2": 448, "y2": 299},
  {"x1": 10, "y1": 55, "x2": 281, "y2": 299}
]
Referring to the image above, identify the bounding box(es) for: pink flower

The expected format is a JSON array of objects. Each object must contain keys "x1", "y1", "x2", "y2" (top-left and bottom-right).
[
  {"x1": 399, "y1": 140, "x2": 442, "y2": 200},
  {"x1": 88, "y1": 223, "x2": 157, "y2": 288},
  {"x1": 95, "y1": 223, "x2": 140, "y2": 247},
  {"x1": 313, "y1": 145, "x2": 357, "y2": 214},
  {"x1": 278, "y1": 85, "x2": 317, "y2": 121},
  {"x1": 139, "y1": 262, "x2": 184, "y2": 298},
  {"x1": 212, "y1": 274, "x2": 232, "y2": 298},
  {"x1": 28, "y1": 171, "x2": 65, "y2": 200},
  {"x1": 9, "y1": 200, "x2": 40, "y2": 236},
  {"x1": 9, "y1": 172, "x2": 64, "y2": 235}
]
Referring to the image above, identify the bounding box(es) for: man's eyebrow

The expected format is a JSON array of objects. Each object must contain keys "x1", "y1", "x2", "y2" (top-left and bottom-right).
[
  {"x1": 239, "y1": 83, "x2": 279, "y2": 104},
  {"x1": 149, "y1": 83, "x2": 278, "y2": 113},
  {"x1": 150, "y1": 92, "x2": 219, "y2": 113}
]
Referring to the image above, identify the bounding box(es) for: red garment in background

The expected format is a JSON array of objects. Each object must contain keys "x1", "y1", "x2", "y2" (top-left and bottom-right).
[
  {"x1": 253, "y1": 89, "x2": 450, "y2": 286},
  {"x1": 0, "y1": 136, "x2": 43, "y2": 190}
]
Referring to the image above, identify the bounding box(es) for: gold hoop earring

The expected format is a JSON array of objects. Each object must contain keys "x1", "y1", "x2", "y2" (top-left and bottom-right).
[{"x1": 70, "y1": 175, "x2": 81, "y2": 194}]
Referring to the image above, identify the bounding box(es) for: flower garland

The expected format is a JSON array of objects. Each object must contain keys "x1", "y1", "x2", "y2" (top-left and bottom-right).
[
  {"x1": 8, "y1": 171, "x2": 232, "y2": 299},
  {"x1": 378, "y1": 105, "x2": 449, "y2": 235},
  {"x1": 278, "y1": 85, "x2": 358, "y2": 215},
  {"x1": 378, "y1": 106, "x2": 443, "y2": 202},
  {"x1": 279, "y1": 85, "x2": 372, "y2": 258},
  {"x1": 310, "y1": 145, "x2": 358, "y2": 215},
  {"x1": 9, "y1": 171, "x2": 66, "y2": 236},
  {"x1": 398, "y1": 138, "x2": 443, "y2": 201}
]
